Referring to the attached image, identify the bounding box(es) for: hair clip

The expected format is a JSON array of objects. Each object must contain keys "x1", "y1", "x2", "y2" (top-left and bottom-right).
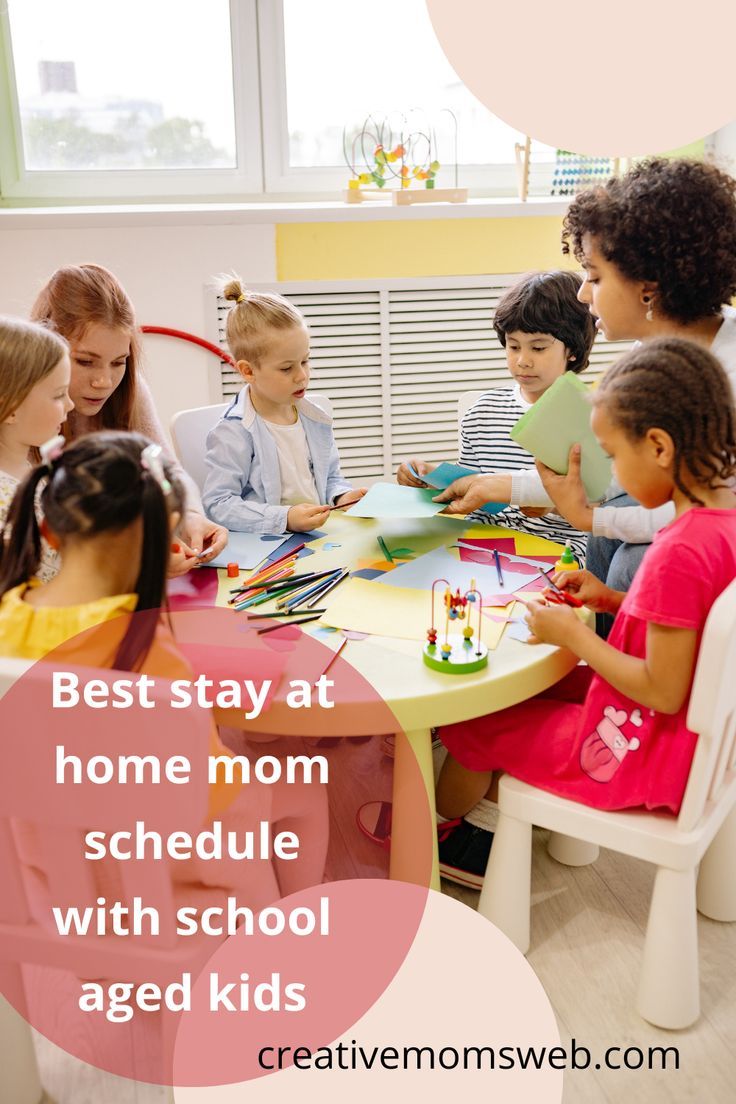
[
  {"x1": 140, "y1": 443, "x2": 172, "y2": 495},
  {"x1": 39, "y1": 434, "x2": 65, "y2": 469},
  {"x1": 236, "y1": 292, "x2": 247, "y2": 304}
]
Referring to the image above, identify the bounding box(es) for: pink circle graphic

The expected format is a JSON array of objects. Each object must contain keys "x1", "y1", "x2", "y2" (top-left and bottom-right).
[
  {"x1": 426, "y1": 0, "x2": 736, "y2": 157},
  {"x1": 0, "y1": 608, "x2": 431, "y2": 1086}
]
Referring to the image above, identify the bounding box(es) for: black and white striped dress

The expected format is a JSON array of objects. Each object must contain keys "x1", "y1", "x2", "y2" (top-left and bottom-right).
[{"x1": 459, "y1": 386, "x2": 588, "y2": 562}]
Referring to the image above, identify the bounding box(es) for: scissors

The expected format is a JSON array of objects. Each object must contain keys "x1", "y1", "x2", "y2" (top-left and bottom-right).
[{"x1": 541, "y1": 569, "x2": 584, "y2": 608}]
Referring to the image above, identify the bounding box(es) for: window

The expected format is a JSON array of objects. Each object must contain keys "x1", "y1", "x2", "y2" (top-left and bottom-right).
[{"x1": 0, "y1": 0, "x2": 547, "y2": 203}]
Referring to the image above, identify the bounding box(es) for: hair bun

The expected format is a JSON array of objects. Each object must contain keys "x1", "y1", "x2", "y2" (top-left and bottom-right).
[{"x1": 222, "y1": 276, "x2": 246, "y2": 303}]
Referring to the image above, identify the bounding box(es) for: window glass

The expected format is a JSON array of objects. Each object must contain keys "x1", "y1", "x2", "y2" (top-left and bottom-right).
[
  {"x1": 283, "y1": 0, "x2": 535, "y2": 171},
  {"x1": 7, "y1": 0, "x2": 236, "y2": 171}
]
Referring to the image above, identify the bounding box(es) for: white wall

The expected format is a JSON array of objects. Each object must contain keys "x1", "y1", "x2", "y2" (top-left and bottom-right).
[{"x1": 0, "y1": 220, "x2": 276, "y2": 434}]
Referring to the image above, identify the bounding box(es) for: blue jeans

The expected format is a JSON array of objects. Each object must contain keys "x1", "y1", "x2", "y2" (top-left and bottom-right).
[{"x1": 585, "y1": 493, "x2": 650, "y2": 638}]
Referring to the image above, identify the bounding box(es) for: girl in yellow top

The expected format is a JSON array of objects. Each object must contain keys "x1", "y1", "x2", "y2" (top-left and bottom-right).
[{"x1": 0, "y1": 431, "x2": 327, "y2": 902}]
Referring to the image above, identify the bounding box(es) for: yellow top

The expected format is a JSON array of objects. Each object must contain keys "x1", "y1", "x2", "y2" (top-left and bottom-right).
[
  {"x1": 0, "y1": 581, "x2": 235, "y2": 817},
  {"x1": 0, "y1": 581, "x2": 137, "y2": 659}
]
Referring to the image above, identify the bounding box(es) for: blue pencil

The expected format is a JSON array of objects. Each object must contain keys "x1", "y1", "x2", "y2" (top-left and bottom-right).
[
  {"x1": 285, "y1": 570, "x2": 342, "y2": 610},
  {"x1": 493, "y1": 548, "x2": 504, "y2": 587}
]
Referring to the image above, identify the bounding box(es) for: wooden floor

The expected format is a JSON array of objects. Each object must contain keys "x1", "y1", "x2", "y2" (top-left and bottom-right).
[{"x1": 28, "y1": 738, "x2": 736, "y2": 1102}]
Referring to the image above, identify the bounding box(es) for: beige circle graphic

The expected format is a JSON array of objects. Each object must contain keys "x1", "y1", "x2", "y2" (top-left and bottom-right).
[
  {"x1": 426, "y1": 0, "x2": 736, "y2": 157},
  {"x1": 175, "y1": 888, "x2": 562, "y2": 1102}
]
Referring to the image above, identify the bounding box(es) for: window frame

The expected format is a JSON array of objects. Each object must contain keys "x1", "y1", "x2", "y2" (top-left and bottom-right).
[
  {"x1": 0, "y1": 0, "x2": 263, "y2": 202},
  {"x1": 0, "y1": 0, "x2": 544, "y2": 204}
]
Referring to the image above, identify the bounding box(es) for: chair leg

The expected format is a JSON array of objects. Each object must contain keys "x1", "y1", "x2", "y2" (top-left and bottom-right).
[
  {"x1": 478, "y1": 812, "x2": 532, "y2": 954},
  {"x1": 697, "y1": 805, "x2": 736, "y2": 921},
  {"x1": 637, "y1": 865, "x2": 699, "y2": 1029},
  {"x1": 547, "y1": 832, "x2": 599, "y2": 866},
  {"x1": 0, "y1": 985, "x2": 44, "y2": 1104}
]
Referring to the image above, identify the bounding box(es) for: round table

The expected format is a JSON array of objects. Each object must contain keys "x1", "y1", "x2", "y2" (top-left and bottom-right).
[{"x1": 213, "y1": 512, "x2": 591, "y2": 890}]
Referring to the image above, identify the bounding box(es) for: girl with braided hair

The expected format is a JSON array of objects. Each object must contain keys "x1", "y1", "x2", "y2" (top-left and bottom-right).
[{"x1": 435, "y1": 339, "x2": 736, "y2": 883}]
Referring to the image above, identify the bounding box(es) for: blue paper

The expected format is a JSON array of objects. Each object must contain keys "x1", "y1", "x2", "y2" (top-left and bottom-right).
[
  {"x1": 208, "y1": 531, "x2": 290, "y2": 569},
  {"x1": 408, "y1": 462, "x2": 507, "y2": 515}
]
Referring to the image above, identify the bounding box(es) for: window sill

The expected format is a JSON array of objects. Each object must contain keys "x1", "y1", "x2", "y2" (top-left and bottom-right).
[{"x1": 0, "y1": 195, "x2": 570, "y2": 228}]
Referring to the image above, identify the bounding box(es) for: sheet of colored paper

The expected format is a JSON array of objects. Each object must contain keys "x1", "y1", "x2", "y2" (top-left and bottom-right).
[
  {"x1": 345, "y1": 483, "x2": 449, "y2": 519},
  {"x1": 168, "y1": 568, "x2": 220, "y2": 610},
  {"x1": 208, "y1": 530, "x2": 289, "y2": 569},
  {"x1": 408, "y1": 462, "x2": 506, "y2": 515},
  {"x1": 376, "y1": 546, "x2": 542, "y2": 597},
  {"x1": 321, "y1": 577, "x2": 508, "y2": 648}
]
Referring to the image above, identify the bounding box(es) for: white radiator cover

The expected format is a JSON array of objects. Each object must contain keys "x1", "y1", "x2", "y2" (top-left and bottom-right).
[{"x1": 212, "y1": 276, "x2": 633, "y2": 483}]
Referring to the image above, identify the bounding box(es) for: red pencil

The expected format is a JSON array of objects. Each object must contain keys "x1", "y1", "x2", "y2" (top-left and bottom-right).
[{"x1": 313, "y1": 637, "x2": 348, "y2": 685}]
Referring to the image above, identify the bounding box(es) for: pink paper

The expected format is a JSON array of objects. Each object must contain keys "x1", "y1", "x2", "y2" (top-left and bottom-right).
[{"x1": 167, "y1": 567, "x2": 219, "y2": 610}]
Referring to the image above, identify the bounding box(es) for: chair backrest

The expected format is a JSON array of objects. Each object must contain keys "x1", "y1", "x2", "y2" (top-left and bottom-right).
[
  {"x1": 171, "y1": 393, "x2": 333, "y2": 493},
  {"x1": 680, "y1": 577, "x2": 736, "y2": 830}
]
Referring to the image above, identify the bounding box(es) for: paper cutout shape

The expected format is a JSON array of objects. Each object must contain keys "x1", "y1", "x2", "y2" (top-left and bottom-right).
[
  {"x1": 208, "y1": 531, "x2": 290, "y2": 569},
  {"x1": 377, "y1": 546, "x2": 542, "y2": 596},
  {"x1": 510, "y1": 373, "x2": 612, "y2": 501},
  {"x1": 345, "y1": 483, "x2": 449, "y2": 519},
  {"x1": 322, "y1": 577, "x2": 509, "y2": 648},
  {"x1": 408, "y1": 462, "x2": 506, "y2": 515}
]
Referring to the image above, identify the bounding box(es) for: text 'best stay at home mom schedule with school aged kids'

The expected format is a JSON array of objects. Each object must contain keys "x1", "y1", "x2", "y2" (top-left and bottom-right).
[{"x1": 1, "y1": 2, "x2": 736, "y2": 1104}]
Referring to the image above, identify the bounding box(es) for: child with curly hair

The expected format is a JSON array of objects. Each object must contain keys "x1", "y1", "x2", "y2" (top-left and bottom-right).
[{"x1": 435, "y1": 338, "x2": 736, "y2": 886}]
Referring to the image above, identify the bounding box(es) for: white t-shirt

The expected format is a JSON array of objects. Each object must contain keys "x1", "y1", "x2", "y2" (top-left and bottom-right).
[{"x1": 265, "y1": 419, "x2": 319, "y2": 506}]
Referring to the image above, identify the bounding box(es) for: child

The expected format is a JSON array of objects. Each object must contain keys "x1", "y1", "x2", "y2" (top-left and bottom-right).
[
  {"x1": 398, "y1": 271, "x2": 596, "y2": 562},
  {"x1": 203, "y1": 277, "x2": 364, "y2": 534},
  {"x1": 30, "y1": 263, "x2": 226, "y2": 573},
  {"x1": 0, "y1": 431, "x2": 327, "y2": 904},
  {"x1": 0, "y1": 316, "x2": 73, "y2": 581},
  {"x1": 435, "y1": 338, "x2": 736, "y2": 886}
]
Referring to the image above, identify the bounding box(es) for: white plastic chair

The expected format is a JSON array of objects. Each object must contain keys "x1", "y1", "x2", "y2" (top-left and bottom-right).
[
  {"x1": 480, "y1": 577, "x2": 736, "y2": 1029},
  {"x1": 0, "y1": 657, "x2": 216, "y2": 1100},
  {"x1": 171, "y1": 393, "x2": 333, "y2": 493}
]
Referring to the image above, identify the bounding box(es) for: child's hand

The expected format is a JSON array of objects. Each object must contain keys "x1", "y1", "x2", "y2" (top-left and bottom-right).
[
  {"x1": 180, "y1": 511, "x2": 228, "y2": 564},
  {"x1": 397, "y1": 459, "x2": 436, "y2": 487},
  {"x1": 552, "y1": 569, "x2": 621, "y2": 613},
  {"x1": 333, "y1": 488, "x2": 367, "y2": 508},
  {"x1": 535, "y1": 445, "x2": 594, "y2": 531},
  {"x1": 167, "y1": 539, "x2": 200, "y2": 577},
  {"x1": 523, "y1": 599, "x2": 582, "y2": 647},
  {"x1": 287, "y1": 502, "x2": 330, "y2": 532}
]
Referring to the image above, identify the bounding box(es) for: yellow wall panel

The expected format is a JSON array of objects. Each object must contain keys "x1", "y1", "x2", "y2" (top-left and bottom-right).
[{"x1": 276, "y1": 216, "x2": 576, "y2": 281}]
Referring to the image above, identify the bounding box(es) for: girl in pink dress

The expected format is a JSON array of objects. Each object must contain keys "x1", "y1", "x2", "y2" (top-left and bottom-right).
[{"x1": 437, "y1": 337, "x2": 736, "y2": 880}]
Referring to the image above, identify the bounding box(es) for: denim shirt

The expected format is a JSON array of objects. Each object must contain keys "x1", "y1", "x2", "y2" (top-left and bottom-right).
[{"x1": 202, "y1": 385, "x2": 352, "y2": 534}]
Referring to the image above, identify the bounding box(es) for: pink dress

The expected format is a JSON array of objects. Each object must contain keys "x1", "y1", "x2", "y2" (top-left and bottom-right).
[{"x1": 439, "y1": 508, "x2": 736, "y2": 814}]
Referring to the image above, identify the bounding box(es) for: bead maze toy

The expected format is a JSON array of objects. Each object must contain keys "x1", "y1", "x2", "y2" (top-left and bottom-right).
[
  {"x1": 423, "y1": 577, "x2": 488, "y2": 674},
  {"x1": 343, "y1": 110, "x2": 467, "y2": 205}
]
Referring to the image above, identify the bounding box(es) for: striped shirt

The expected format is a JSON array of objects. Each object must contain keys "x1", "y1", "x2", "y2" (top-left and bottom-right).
[{"x1": 459, "y1": 385, "x2": 588, "y2": 562}]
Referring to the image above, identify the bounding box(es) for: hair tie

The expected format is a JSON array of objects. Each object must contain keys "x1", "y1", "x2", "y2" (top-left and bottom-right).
[
  {"x1": 140, "y1": 443, "x2": 172, "y2": 495},
  {"x1": 236, "y1": 292, "x2": 247, "y2": 304},
  {"x1": 39, "y1": 434, "x2": 65, "y2": 471}
]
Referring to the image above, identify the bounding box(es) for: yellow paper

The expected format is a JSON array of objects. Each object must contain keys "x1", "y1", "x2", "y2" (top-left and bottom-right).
[{"x1": 321, "y1": 577, "x2": 507, "y2": 648}]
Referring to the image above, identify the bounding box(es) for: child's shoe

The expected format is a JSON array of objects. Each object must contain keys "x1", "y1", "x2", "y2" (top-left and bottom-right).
[{"x1": 437, "y1": 798, "x2": 499, "y2": 888}]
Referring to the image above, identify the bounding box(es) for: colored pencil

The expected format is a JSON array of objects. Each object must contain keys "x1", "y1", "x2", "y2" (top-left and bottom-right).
[
  {"x1": 313, "y1": 637, "x2": 348, "y2": 684},
  {"x1": 304, "y1": 568, "x2": 350, "y2": 608},
  {"x1": 284, "y1": 570, "x2": 343, "y2": 610},
  {"x1": 230, "y1": 568, "x2": 336, "y2": 597},
  {"x1": 247, "y1": 609, "x2": 327, "y2": 619},
  {"x1": 256, "y1": 614, "x2": 323, "y2": 635},
  {"x1": 493, "y1": 548, "x2": 504, "y2": 588}
]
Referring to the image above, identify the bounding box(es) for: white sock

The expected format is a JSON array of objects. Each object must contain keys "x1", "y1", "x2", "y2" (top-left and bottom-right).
[{"x1": 465, "y1": 798, "x2": 499, "y2": 833}]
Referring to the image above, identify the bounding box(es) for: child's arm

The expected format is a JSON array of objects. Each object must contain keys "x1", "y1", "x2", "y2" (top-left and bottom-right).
[
  {"x1": 323, "y1": 435, "x2": 353, "y2": 506},
  {"x1": 525, "y1": 603, "x2": 698, "y2": 714},
  {"x1": 203, "y1": 420, "x2": 290, "y2": 534}
]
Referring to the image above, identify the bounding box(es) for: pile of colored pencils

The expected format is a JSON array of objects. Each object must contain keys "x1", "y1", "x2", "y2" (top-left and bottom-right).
[{"x1": 228, "y1": 543, "x2": 349, "y2": 615}]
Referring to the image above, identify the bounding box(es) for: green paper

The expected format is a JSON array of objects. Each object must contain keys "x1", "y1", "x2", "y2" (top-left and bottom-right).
[{"x1": 509, "y1": 373, "x2": 612, "y2": 501}]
